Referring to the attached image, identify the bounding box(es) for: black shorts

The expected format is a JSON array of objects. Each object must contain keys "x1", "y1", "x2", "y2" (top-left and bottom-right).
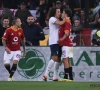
[{"x1": 50, "y1": 44, "x2": 62, "y2": 57}]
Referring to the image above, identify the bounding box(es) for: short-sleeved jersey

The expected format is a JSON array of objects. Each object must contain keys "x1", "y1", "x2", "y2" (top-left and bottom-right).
[
  {"x1": 49, "y1": 17, "x2": 60, "y2": 45},
  {"x1": 59, "y1": 20, "x2": 73, "y2": 46},
  {"x1": 2, "y1": 26, "x2": 25, "y2": 51}
]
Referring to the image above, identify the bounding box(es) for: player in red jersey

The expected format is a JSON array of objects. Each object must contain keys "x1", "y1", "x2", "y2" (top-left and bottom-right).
[
  {"x1": 2, "y1": 17, "x2": 26, "y2": 81},
  {"x1": 58, "y1": 9, "x2": 73, "y2": 81}
]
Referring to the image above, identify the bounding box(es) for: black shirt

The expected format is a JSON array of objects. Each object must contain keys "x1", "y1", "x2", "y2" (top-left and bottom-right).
[
  {"x1": 23, "y1": 23, "x2": 45, "y2": 46},
  {"x1": 0, "y1": 26, "x2": 7, "y2": 46}
]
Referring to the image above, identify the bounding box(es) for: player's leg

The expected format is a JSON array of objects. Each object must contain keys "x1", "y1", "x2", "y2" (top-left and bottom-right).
[
  {"x1": 43, "y1": 44, "x2": 59, "y2": 81},
  {"x1": 62, "y1": 46, "x2": 70, "y2": 79},
  {"x1": 53, "y1": 46, "x2": 61, "y2": 81},
  {"x1": 4, "y1": 51, "x2": 14, "y2": 81},
  {"x1": 9, "y1": 51, "x2": 21, "y2": 80},
  {"x1": 68, "y1": 59, "x2": 73, "y2": 80},
  {"x1": 68, "y1": 47, "x2": 73, "y2": 80},
  {"x1": 53, "y1": 56, "x2": 60, "y2": 81},
  {"x1": 43, "y1": 44, "x2": 55, "y2": 80},
  {"x1": 43, "y1": 58, "x2": 55, "y2": 80},
  {"x1": 4, "y1": 51, "x2": 12, "y2": 74}
]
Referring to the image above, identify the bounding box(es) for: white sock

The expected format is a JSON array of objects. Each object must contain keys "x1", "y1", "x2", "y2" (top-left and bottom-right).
[
  {"x1": 44, "y1": 59, "x2": 55, "y2": 76},
  {"x1": 53, "y1": 62, "x2": 60, "y2": 79}
]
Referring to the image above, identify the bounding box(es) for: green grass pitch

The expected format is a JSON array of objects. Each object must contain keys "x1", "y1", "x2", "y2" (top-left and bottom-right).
[{"x1": 0, "y1": 81, "x2": 100, "y2": 90}]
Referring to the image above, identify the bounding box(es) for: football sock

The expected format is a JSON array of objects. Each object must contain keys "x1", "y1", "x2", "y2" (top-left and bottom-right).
[
  {"x1": 9, "y1": 64, "x2": 17, "y2": 78},
  {"x1": 44, "y1": 59, "x2": 55, "y2": 76},
  {"x1": 5, "y1": 64, "x2": 11, "y2": 74},
  {"x1": 69, "y1": 67, "x2": 73, "y2": 80},
  {"x1": 53, "y1": 62, "x2": 60, "y2": 79},
  {"x1": 64, "y1": 68, "x2": 69, "y2": 79}
]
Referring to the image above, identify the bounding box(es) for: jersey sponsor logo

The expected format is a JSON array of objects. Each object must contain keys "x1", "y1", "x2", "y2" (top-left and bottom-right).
[
  {"x1": 17, "y1": 48, "x2": 46, "y2": 79},
  {"x1": 13, "y1": 37, "x2": 18, "y2": 42},
  {"x1": 12, "y1": 37, "x2": 18, "y2": 45}
]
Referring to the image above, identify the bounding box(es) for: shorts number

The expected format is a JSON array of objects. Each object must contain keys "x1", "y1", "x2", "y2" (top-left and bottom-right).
[{"x1": 16, "y1": 54, "x2": 20, "y2": 58}]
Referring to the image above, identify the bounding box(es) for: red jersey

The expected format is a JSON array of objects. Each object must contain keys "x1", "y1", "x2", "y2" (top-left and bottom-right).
[
  {"x1": 2, "y1": 26, "x2": 25, "y2": 51},
  {"x1": 59, "y1": 20, "x2": 73, "y2": 46}
]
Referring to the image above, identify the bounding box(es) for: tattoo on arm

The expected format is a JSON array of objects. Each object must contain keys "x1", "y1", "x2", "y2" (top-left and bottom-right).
[
  {"x1": 64, "y1": 33, "x2": 68, "y2": 37},
  {"x1": 21, "y1": 39, "x2": 26, "y2": 51},
  {"x1": 2, "y1": 39, "x2": 7, "y2": 47}
]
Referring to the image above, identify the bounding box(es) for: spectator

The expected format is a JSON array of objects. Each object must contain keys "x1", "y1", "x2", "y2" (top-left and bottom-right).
[
  {"x1": 89, "y1": 10, "x2": 100, "y2": 28},
  {"x1": 36, "y1": 0, "x2": 48, "y2": 28},
  {"x1": 28, "y1": 0, "x2": 39, "y2": 10},
  {"x1": 72, "y1": 19, "x2": 83, "y2": 46},
  {"x1": 0, "y1": 1, "x2": 13, "y2": 25},
  {"x1": 23, "y1": 15, "x2": 45, "y2": 46},
  {"x1": 79, "y1": 9, "x2": 85, "y2": 24},
  {"x1": 55, "y1": 1, "x2": 62, "y2": 11},
  {"x1": 0, "y1": 17, "x2": 9, "y2": 45},
  {"x1": 15, "y1": 2, "x2": 31, "y2": 25},
  {"x1": 94, "y1": 0, "x2": 100, "y2": 7}
]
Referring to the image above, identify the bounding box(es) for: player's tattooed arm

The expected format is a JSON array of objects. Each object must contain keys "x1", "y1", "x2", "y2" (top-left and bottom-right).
[
  {"x1": 21, "y1": 39, "x2": 26, "y2": 56},
  {"x1": 57, "y1": 33, "x2": 68, "y2": 43},
  {"x1": 2, "y1": 39, "x2": 11, "y2": 54},
  {"x1": 21, "y1": 39, "x2": 26, "y2": 51},
  {"x1": 2, "y1": 39, "x2": 7, "y2": 47}
]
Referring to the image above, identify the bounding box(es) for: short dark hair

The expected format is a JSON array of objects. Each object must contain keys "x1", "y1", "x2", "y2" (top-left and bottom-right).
[
  {"x1": 27, "y1": 15, "x2": 34, "y2": 18},
  {"x1": 2, "y1": 17, "x2": 9, "y2": 20},
  {"x1": 12, "y1": 17, "x2": 19, "y2": 25},
  {"x1": 63, "y1": 9, "x2": 72, "y2": 17},
  {"x1": 48, "y1": 7, "x2": 59, "y2": 18}
]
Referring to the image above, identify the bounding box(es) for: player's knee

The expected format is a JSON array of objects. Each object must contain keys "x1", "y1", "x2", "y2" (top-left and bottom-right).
[
  {"x1": 13, "y1": 60, "x2": 18, "y2": 64},
  {"x1": 63, "y1": 58, "x2": 69, "y2": 64},
  {"x1": 4, "y1": 63, "x2": 10, "y2": 66},
  {"x1": 52, "y1": 56, "x2": 59, "y2": 62},
  {"x1": 4, "y1": 61, "x2": 10, "y2": 65}
]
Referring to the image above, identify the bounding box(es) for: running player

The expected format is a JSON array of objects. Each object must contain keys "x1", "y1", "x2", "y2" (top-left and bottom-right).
[
  {"x1": 43, "y1": 7, "x2": 67, "y2": 81},
  {"x1": 58, "y1": 9, "x2": 73, "y2": 81},
  {"x1": 2, "y1": 17, "x2": 26, "y2": 81}
]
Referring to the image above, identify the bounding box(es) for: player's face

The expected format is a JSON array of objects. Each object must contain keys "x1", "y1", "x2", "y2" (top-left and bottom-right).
[
  {"x1": 3, "y1": 19, "x2": 9, "y2": 27},
  {"x1": 27, "y1": 16, "x2": 34, "y2": 24},
  {"x1": 16, "y1": 19, "x2": 22, "y2": 28},
  {"x1": 55, "y1": 9, "x2": 61, "y2": 19},
  {"x1": 61, "y1": 11, "x2": 66, "y2": 19}
]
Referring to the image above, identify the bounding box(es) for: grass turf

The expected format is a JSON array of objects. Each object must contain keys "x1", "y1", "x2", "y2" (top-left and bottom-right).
[{"x1": 0, "y1": 81, "x2": 100, "y2": 90}]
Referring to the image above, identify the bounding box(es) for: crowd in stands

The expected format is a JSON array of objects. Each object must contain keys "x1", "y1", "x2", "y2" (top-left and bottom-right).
[{"x1": 0, "y1": 0, "x2": 100, "y2": 46}]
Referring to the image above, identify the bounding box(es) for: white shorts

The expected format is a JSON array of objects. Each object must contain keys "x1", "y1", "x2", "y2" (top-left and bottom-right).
[
  {"x1": 62, "y1": 46, "x2": 73, "y2": 58},
  {"x1": 4, "y1": 50, "x2": 21, "y2": 64}
]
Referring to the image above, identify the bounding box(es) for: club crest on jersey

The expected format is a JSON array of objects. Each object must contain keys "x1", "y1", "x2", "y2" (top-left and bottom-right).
[
  {"x1": 11, "y1": 33, "x2": 14, "y2": 35},
  {"x1": 18, "y1": 32, "x2": 21, "y2": 36}
]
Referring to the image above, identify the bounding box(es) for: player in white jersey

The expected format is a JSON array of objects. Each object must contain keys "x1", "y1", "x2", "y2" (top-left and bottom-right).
[{"x1": 43, "y1": 7, "x2": 67, "y2": 81}]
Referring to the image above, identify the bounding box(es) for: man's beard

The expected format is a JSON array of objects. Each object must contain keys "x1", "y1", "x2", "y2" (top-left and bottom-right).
[{"x1": 29, "y1": 22, "x2": 33, "y2": 25}]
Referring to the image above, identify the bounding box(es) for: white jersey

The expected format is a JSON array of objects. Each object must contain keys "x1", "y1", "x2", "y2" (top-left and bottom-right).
[{"x1": 49, "y1": 17, "x2": 60, "y2": 45}]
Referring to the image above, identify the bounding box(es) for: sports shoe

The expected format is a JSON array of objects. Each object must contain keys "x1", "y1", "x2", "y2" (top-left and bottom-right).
[
  {"x1": 8, "y1": 78, "x2": 13, "y2": 81},
  {"x1": 58, "y1": 78, "x2": 73, "y2": 82},
  {"x1": 66, "y1": 79, "x2": 73, "y2": 82},
  {"x1": 11, "y1": 77, "x2": 14, "y2": 81},
  {"x1": 53, "y1": 78, "x2": 58, "y2": 81},
  {"x1": 43, "y1": 75, "x2": 48, "y2": 81},
  {"x1": 58, "y1": 78, "x2": 68, "y2": 82}
]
